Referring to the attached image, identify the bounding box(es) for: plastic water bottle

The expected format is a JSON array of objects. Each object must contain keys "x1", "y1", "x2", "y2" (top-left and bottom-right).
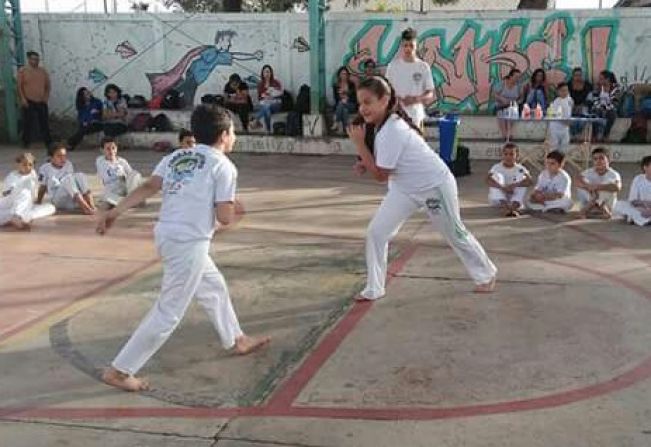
[
  {"x1": 534, "y1": 103, "x2": 543, "y2": 120},
  {"x1": 522, "y1": 103, "x2": 531, "y2": 119}
]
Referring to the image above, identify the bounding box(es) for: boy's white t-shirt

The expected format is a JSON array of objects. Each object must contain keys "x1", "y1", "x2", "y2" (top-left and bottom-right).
[
  {"x1": 38, "y1": 161, "x2": 74, "y2": 193},
  {"x1": 96, "y1": 156, "x2": 133, "y2": 190},
  {"x1": 581, "y1": 167, "x2": 622, "y2": 189},
  {"x1": 489, "y1": 162, "x2": 530, "y2": 185},
  {"x1": 549, "y1": 96, "x2": 574, "y2": 134},
  {"x1": 628, "y1": 174, "x2": 651, "y2": 201},
  {"x1": 152, "y1": 144, "x2": 237, "y2": 242},
  {"x1": 375, "y1": 115, "x2": 450, "y2": 195},
  {"x1": 535, "y1": 169, "x2": 572, "y2": 198},
  {"x1": 2, "y1": 170, "x2": 38, "y2": 196},
  {"x1": 385, "y1": 57, "x2": 434, "y2": 126}
]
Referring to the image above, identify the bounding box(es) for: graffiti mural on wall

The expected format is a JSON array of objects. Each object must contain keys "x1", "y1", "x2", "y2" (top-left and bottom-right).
[
  {"x1": 341, "y1": 13, "x2": 618, "y2": 112},
  {"x1": 146, "y1": 30, "x2": 264, "y2": 106}
]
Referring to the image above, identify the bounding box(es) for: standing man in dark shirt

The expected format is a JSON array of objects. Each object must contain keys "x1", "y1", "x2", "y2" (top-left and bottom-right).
[{"x1": 17, "y1": 51, "x2": 52, "y2": 149}]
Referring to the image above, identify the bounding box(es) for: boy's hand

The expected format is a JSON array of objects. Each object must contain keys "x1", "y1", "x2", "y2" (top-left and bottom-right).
[{"x1": 353, "y1": 161, "x2": 366, "y2": 176}]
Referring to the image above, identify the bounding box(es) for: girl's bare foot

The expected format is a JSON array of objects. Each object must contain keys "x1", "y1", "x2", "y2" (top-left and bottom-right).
[
  {"x1": 233, "y1": 334, "x2": 271, "y2": 355},
  {"x1": 474, "y1": 276, "x2": 496, "y2": 294},
  {"x1": 102, "y1": 367, "x2": 149, "y2": 392}
]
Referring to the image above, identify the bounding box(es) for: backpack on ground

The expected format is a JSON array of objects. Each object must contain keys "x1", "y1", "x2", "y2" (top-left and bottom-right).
[
  {"x1": 162, "y1": 89, "x2": 184, "y2": 110},
  {"x1": 622, "y1": 112, "x2": 648, "y2": 143},
  {"x1": 129, "y1": 112, "x2": 153, "y2": 132},
  {"x1": 449, "y1": 144, "x2": 471, "y2": 177},
  {"x1": 295, "y1": 84, "x2": 310, "y2": 114},
  {"x1": 286, "y1": 111, "x2": 303, "y2": 136},
  {"x1": 152, "y1": 140, "x2": 173, "y2": 153},
  {"x1": 150, "y1": 113, "x2": 173, "y2": 132},
  {"x1": 128, "y1": 95, "x2": 148, "y2": 109},
  {"x1": 273, "y1": 121, "x2": 287, "y2": 136},
  {"x1": 281, "y1": 90, "x2": 294, "y2": 112}
]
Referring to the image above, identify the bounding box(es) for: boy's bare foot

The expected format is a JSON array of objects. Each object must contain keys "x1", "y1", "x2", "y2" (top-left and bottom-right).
[
  {"x1": 233, "y1": 334, "x2": 271, "y2": 355},
  {"x1": 102, "y1": 367, "x2": 149, "y2": 392},
  {"x1": 9, "y1": 216, "x2": 30, "y2": 230},
  {"x1": 474, "y1": 276, "x2": 496, "y2": 294}
]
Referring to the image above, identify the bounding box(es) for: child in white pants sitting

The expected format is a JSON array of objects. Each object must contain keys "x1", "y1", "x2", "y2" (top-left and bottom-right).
[
  {"x1": 0, "y1": 152, "x2": 55, "y2": 229},
  {"x1": 96, "y1": 136, "x2": 142, "y2": 207},
  {"x1": 486, "y1": 143, "x2": 532, "y2": 217},
  {"x1": 614, "y1": 155, "x2": 651, "y2": 226},
  {"x1": 528, "y1": 151, "x2": 574, "y2": 213},
  {"x1": 548, "y1": 82, "x2": 573, "y2": 154},
  {"x1": 36, "y1": 143, "x2": 96, "y2": 214},
  {"x1": 97, "y1": 105, "x2": 270, "y2": 392},
  {"x1": 576, "y1": 147, "x2": 622, "y2": 219}
]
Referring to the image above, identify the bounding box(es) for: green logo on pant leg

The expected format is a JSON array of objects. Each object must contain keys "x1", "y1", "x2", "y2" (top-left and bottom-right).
[{"x1": 435, "y1": 195, "x2": 468, "y2": 240}]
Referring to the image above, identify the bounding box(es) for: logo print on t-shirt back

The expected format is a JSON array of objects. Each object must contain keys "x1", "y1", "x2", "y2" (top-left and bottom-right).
[
  {"x1": 166, "y1": 151, "x2": 206, "y2": 194},
  {"x1": 413, "y1": 72, "x2": 422, "y2": 83}
]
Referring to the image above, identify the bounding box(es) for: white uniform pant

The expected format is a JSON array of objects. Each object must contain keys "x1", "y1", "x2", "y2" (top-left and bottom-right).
[
  {"x1": 613, "y1": 201, "x2": 651, "y2": 226},
  {"x1": 577, "y1": 188, "x2": 617, "y2": 210},
  {"x1": 527, "y1": 197, "x2": 574, "y2": 212},
  {"x1": 112, "y1": 238, "x2": 244, "y2": 375},
  {"x1": 103, "y1": 171, "x2": 142, "y2": 206},
  {"x1": 50, "y1": 173, "x2": 90, "y2": 210},
  {"x1": 362, "y1": 174, "x2": 497, "y2": 300},
  {"x1": 488, "y1": 173, "x2": 527, "y2": 209},
  {"x1": 0, "y1": 189, "x2": 55, "y2": 225},
  {"x1": 548, "y1": 125, "x2": 570, "y2": 154}
]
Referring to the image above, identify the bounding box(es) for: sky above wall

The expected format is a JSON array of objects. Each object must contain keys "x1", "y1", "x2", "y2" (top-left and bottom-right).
[{"x1": 20, "y1": 0, "x2": 619, "y2": 12}]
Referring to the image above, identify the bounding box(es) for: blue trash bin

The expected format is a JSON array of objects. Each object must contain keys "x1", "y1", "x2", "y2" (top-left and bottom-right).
[{"x1": 439, "y1": 113, "x2": 460, "y2": 165}]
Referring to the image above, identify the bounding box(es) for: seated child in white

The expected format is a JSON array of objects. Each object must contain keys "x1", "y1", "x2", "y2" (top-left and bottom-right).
[
  {"x1": 548, "y1": 82, "x2": 573, "y2": 154},
  {"x1": 96, "y1": 136, "x2": 142, "y2": 207},
  {"x1": 36, "y1": 143, "x2": 96, "y2": 214},
  {"x1": 0, "y1": 152, "x2": 55, "y2": 229},
  {"x1": 528, "y1": 150, "x2": 573, "y2": 213},
  {"x1": 576, "y1": 147, "x2": 622, "y2": 219},
  {"x1": 613, "y1": 155, "x2": 651, "y2": 226},
  {"x1": 486, "y1": 142, "x2": 532, "y2": 217}
]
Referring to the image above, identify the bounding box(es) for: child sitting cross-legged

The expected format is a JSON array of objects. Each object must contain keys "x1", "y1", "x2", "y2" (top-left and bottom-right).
[
  {"x1": 575, "y1": 147, "x2": 622, "y2": 219},
  {"x1": 528, "y1": 150, "x2": 574, "y2": 213},
  {"x1": 613, "y1": 155, "x2": 651, "y2": 226},
  {"x1": 486, "y1": 142, "x2": 533, "y2": 217}
]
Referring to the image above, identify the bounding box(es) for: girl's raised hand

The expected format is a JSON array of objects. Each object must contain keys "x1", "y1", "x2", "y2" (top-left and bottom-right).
[
  {"x1": 353, "y1": 161, "x2": 367, "y2": 176},
  {"x1": 346, "y1": 123, "x2": 366, "y2": 146}
]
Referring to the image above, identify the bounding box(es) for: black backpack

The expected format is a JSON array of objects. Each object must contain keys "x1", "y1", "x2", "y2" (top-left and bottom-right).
[
  {"x1": 128, "y1": 95, "x2": 148, "y2": 108},
  {"x1": 281, "y1": 90, "x2": 294, "y2": 112},
  {"x1": 286, "y1": 111, "x2": 303, "y2": 136},
  {"x1": 449, "y1": 145, "x2": 471, "y2": 177},
  {"x1": 150, "y1": 113, "x2": 173, "y2": 132},
  {"x1": 295, "y1": 84, "x2": 310, "y2": 114},
  {"x1": 162, "y1": 89, "x2": 183, "y2": 110},
  {"x1": 201, "y1": 94, "x2": 224, "y2": 106}
]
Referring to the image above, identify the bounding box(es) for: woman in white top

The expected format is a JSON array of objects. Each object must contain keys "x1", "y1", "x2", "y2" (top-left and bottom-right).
[
  {"x1": 96, "y1": 136, "x2": 143, "y2": 207},
  {"x1": 348, "y1": 76, "x2": 497, "y2": 300},
  {"x1": 97, "y1": 105, "x2": 270, "y2": 392},
  {"x1": 0, "y1": 152, "x2": 55, "y2": 229}
]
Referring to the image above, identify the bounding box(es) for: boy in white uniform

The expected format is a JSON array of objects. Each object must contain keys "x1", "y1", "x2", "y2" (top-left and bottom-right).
[
  {"x1": 97, "y1": 105, "x2": 270, "y2": 392},
  {"x1": 36, "y1": 143, "x2": 95, "y2": 214},
  {"x1": 613, "y1": 155, "x2": 651, "y2": 226},
  {"x1": 548, "y1": 82, "x2": 573, "y2": 154},
  {"x1": 576, "y1": 147, "x2": 622, "y2": 219},
  {"x1": 528, "y1": 151, "x2": 574, "y2": 213},
  {"x1": 385, "y1": 28, "x2": 435, "y2": 128},
  {"x1": 95, "y1": 137, "x2": 142, "y2": 207},
  {"x1": 178, "y1": 128, "x2": 196, "y2": 149},
  {"x1": 486, "y1": 143, "x2": 532, "y2": 217},
  {"x1": 0, "y1": 152, "x2": 55, "y2": 229}
]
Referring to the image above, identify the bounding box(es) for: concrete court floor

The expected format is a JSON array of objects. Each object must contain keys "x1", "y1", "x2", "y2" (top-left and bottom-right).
[{"x1": 0, "y1": 144, "x2": 651, "y2": 447}]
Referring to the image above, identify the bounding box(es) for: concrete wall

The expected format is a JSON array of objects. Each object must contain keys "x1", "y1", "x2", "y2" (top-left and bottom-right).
[{"x1": 21, "y1": 8, "x2": 651, "y2": 117}]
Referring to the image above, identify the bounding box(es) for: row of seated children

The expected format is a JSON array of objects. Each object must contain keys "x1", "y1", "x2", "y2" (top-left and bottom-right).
[
  {"x1": 1, "y1": 130, "x2": 198, "y2": 230},
  {"x1": 487, "y1": 143, "x2": 651, "y2": 226}
]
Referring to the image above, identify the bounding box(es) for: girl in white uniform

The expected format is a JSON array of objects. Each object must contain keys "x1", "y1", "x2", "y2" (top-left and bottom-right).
[
  {"x1": 486, "y1": 143, "x2": 532, "y2": 217},
  {"x1": 0, "y1": 153, "x2": 55, "y2": 229},
  {"x1": 36, "y1": 143, "x2": 95, "y2": 214},
  {"x1": 97, "y1": 105, "x2": 270, "y2": 392},
  {"x1": 96, "y1": 137, "x2": 143, "y2": 207},
  {"x1": 614, "y1": 155, "x2": 651, "y2": 226},
  {"x1": 348, "y1": 76, "x2": 497, "y2": 300}
]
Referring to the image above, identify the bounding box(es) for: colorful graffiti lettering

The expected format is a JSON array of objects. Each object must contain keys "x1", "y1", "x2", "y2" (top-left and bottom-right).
[
  {"x1": 146, "y1": 30, "x2": 264, "y2": 107},
  {"x1": 341, "y1": 13, "x2": 618, "y2": 112}
]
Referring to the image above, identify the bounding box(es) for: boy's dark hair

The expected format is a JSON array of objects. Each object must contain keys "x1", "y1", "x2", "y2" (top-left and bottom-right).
[
  {"x1": 502, "y1": 142, "x2": 519, "y2": 153},
  {"x1": 178, "y1": 128, "x2": 194, "y2": 143},
  {"x1": 50, "y1": 142, "x2": 68, "y2": 155},
  {"x1": 191, "y1": 105, "x2": 233, "y2": 146},
  {"x1": 26, "y1": 51, "x2": 39, "y2": 58},
  {"x1": 401, "y1": 27, "x2": 417, "y2": 42},
  {"x1": 556, "y1": 82, "x2": 569, "y2": 90},
  {"x1": 641, "y1": 155, "x2": 651, "y2": 169},
  {"x1": 572, "y1": 67, "x2": 583, "y2": 74},
  {"x1": 101, "y1": 136, "x2": 116, "y2": 148},
  {"x1": 546, "y1": 150, "x2": 565, "y2": 164},
  {"x1": 592, "y1": 147, "x2": 610, "y2": 159}
]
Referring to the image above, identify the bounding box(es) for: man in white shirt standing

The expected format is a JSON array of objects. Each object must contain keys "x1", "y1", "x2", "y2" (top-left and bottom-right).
[
  {"x1": 385, "y1": 28, "x2": 435, "y2": 128},
  {"x1": 97, "y1": 105, "x2": 270, "y2": 392}
]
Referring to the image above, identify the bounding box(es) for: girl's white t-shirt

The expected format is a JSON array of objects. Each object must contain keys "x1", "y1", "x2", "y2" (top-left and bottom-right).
[
  {"x1": 152, "y1": 144, "x2": 237, "y2": 242},
  {"x1": 628, "y1": 174, "x2": 651, "y2": 201},
  {"x1": 96, "y1": 156, "x2": 133, "y2": 189},
  {"x1": 535, "y1": 169, "x2": 572, "y2": 198},
  {"x1": 38, "y1": 161, "x2": 74, "y2": 193},
  {"x1": 374, "y1": 115, "x2": 450, "y2": 194}
]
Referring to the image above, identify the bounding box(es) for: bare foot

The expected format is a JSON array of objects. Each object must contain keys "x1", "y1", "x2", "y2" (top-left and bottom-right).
[
  {"x1": 9, "y1": 216, "x2": 30, "y2": 230},
  {"x1": 102, "y1": 367, "x2": 149, "y2": 392},
  {"x1": 233, "y1": 334, "x2": 271, "y2": 355},
  {"x1": 474, "y1": 276, "x2": 496, "y2": 294}
]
